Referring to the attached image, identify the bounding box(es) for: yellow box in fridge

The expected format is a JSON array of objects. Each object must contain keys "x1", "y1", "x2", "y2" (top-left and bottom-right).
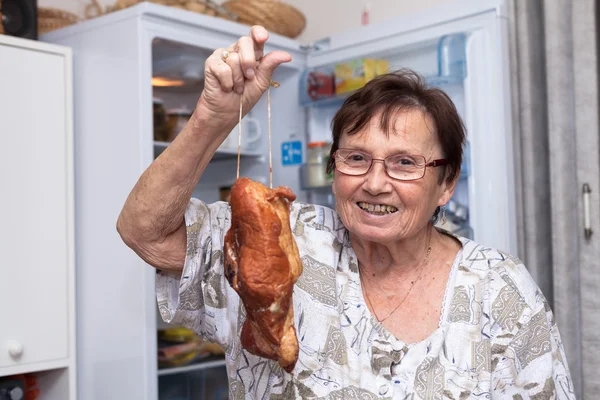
[{"x1": 334, "y1": 59, "x2": 389, "y2": 95}]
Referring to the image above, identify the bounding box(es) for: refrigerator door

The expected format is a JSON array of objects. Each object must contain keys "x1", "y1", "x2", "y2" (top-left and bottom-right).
[{"x1": 305, "y1": 0, "x2": 516, "y2": 255}]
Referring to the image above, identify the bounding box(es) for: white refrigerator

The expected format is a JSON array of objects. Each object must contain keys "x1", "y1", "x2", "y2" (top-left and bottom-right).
[{"x1": 42, "y1": 0, "x2": 516, "y2": 398}]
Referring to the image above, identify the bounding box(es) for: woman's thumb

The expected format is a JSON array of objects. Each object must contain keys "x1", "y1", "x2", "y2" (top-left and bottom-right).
[{"x1": 256, "y1": 50, "x2": 292, "y2": 81}]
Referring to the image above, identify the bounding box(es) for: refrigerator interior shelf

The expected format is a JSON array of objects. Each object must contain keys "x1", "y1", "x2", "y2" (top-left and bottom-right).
[
  {"x1": 158, "y1": 357, "x2": 226, "y2": 376},
  {"x1": 300, "y1": 33, "x2": 466, "y2": 108},
  {"x1": 154, "y1": 141, "x2": 262, "y2": 160},
  {"x1": 152, "y1": 39, "x2": 210, "y2": 85}
]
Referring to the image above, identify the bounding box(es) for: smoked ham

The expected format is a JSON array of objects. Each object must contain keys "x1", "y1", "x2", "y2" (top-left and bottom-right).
[{"x1": 224, "y1": 177, "x2": 302, "y2": 373}]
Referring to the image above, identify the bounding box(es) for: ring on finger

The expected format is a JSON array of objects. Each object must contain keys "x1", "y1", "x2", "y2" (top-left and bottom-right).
[{"x1": 221, "y1": 50, "x2": 230, "y2": 62}]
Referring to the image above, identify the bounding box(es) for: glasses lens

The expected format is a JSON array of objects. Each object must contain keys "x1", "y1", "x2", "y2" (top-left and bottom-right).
[
  {"x1": 335, "y1": 149, "x2": 371, "y2": 175},
  {"x1": 385, "y1": 154, "x2": 426, "y2": 180}
]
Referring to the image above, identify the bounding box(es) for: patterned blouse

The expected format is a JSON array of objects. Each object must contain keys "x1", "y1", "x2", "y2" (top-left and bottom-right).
[{"x1": 156, "y1": 200, "x2": 576, "y2": 399}]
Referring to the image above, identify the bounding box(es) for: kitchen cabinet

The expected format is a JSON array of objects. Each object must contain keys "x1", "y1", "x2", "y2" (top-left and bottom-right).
[{"x1": 0, "y1": 35, "x2": 76, "y2": 398}]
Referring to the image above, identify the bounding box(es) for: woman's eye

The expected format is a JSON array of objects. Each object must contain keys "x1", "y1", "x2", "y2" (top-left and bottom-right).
[
  {"x1": 348, "y1": 153, "x2": 368, "y2": 162},
  {"x1": 396, "y1": 157, "x2": 416, "y2": 166}
]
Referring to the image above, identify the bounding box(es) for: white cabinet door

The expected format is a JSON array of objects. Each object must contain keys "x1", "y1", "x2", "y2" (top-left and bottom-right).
[{"x1": 0, "y1": 42, "x2": 70, "y2": 369}]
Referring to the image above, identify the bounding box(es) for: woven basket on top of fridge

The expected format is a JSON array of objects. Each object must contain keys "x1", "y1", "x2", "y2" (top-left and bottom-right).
[
  {"x1": 84, "y1": 0, "x2": 237, "y2": 20},
  {"x1": 221, "y1": 0, "x2": 305, "y2": 39},
  {"x1": 38, "y1": 7, "x2": 82, "y2": 35}
]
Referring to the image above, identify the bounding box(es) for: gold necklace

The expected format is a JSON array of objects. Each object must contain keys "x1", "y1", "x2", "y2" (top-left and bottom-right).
[{"x1": 360, "y1": 230, "x2": 432, "y2": 323}]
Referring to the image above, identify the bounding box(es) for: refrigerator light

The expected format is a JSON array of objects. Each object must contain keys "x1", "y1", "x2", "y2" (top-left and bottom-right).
[{"x1": 152, "y1": 76, "x2": 185, "y2": 87}]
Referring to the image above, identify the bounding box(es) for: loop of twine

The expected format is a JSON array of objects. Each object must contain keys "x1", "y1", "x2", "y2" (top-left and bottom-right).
[{"x1": 237, "y1": 80, "x2": 279, "y2": 189}]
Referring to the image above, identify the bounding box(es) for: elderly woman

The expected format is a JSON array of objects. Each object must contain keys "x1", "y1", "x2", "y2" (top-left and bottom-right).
[{"x1": 117, "y1": 27, "x2": 575, "y2": 399}]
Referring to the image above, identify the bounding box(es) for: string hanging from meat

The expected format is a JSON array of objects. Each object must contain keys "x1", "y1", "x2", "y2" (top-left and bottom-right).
[{"x1": 224, "y1": 82, "x2": 302, "y2": 373}]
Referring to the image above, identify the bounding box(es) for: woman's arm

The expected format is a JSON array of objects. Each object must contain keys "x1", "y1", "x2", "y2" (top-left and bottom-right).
[
  {"x1": 116, "y1": 26, "x2": 292, "y2": 272},
  {"x1": 116, "y1": 106, "x2": 221, "y2": 272}
]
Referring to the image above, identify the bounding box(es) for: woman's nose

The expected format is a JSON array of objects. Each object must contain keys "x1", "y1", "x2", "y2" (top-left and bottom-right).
[{"x1": 363, "y1": 160, "x2": 391, "y2": 194}]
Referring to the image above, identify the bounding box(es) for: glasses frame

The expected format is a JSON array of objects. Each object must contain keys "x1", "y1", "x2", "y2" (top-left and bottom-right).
[{"x1": 333, "y1": 148, "x2": 450, "y2": 181}]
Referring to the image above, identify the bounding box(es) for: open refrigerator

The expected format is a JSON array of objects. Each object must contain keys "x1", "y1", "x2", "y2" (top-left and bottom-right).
[{"x1": 42, "y1": 0, "x2": 516, "y2": 398}]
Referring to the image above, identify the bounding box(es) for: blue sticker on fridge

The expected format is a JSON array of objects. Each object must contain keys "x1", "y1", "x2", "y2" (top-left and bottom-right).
[{"x1": 281, "y1": 141, "x2": 303, "y2": 165}]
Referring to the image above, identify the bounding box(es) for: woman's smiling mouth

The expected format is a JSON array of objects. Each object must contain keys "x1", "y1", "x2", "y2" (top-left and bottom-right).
[{"x1": 356, "y1": 202, "x2": 398, "y2": 215}]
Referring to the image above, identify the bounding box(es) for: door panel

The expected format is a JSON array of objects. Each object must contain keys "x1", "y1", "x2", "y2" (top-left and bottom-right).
[
  {"x1": 571, "y1": 0, "x2": 600, "y2": 395},
  {"x1": 0, "y1": 43, "x2": 69, "y2": 368}
]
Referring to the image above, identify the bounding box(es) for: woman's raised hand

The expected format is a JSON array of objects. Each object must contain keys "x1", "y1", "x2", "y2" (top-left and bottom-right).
[{"x1": 197, "y1": 25, "x2": 292, "y2": 131}]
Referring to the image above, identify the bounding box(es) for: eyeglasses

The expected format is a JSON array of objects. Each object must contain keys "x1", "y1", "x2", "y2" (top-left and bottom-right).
[{"x1": 333, "y1": 148, "x2": 449, "y2": 181}]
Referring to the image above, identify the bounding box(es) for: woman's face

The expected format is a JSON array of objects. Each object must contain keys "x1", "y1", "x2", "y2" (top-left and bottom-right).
[{"x1": 332, "y1": 109, "x2": 456, "y2": 244}]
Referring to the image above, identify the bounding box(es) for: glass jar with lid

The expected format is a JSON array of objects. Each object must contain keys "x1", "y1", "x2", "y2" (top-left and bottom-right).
[
  {"x1": 167, "y1": 108, "x2": 193, "y2": 142},
  {"x1": 306, "y1": 141, "x2": 332, "y2": 188},
  {"x1": 153, "y1": 98, "x2": 169, "y2": 142}
]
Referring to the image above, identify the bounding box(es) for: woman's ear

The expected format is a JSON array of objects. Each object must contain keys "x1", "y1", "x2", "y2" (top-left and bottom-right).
[{"x1": 437, "y1": 169, "x2": 459, "y2": 207}]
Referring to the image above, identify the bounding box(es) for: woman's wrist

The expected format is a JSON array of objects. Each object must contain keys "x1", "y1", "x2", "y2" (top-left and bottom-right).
[{"x1": 190, "y1": 96, "x2": 238, "y2": 141}]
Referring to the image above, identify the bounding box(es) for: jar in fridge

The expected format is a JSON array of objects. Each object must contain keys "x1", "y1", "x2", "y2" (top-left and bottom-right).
[
  {"x1": 167, "y1": 108, "x2": 192, "y2": 142},
  {"x1": 153, "y1": 98, "x2": 169, "y2": 142},
  {"x1": 305, "y1": 141, "x2": 332, "y2": 188}
]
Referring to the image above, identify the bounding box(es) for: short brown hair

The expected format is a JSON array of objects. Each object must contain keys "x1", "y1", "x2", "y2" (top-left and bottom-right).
[{"x1": 326, "y1": 69, "x2": 466, "y2": 185}]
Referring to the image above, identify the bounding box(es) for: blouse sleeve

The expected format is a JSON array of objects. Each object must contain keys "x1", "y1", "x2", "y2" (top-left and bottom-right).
[
  {"x1": 490, "y1": 285, "x2": 576, "y2": 399},
  {"x1": 155, "y1": 198, "x2": 240, "y2": 349}
]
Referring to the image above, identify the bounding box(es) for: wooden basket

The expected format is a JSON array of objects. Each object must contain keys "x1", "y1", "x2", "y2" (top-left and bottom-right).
[
  {"x1": 38, "y1": 7, "x2": 81, "y2": 35},
  {"x1": 222, "y1": 0, "x2": 305, "y2": 38}
]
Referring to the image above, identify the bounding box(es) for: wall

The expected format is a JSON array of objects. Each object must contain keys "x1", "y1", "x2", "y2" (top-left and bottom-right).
[
  {"x1": 287, "y1": 0, "x2": 456, "y2": 43},
  {"x1": 40, "y1": 0, "x2": 456, "y2": 44}
]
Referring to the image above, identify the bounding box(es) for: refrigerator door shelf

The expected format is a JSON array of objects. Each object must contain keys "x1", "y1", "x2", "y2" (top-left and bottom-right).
[
  {"x1": 300, "y1": 33, "x2": 467, "y2": 108},
  {"x1": 437, "y1": 33, "x2": 467, "y2": 80},
  {"x1": 299, "y1": 163, "x2": 333, "y2": 191},
  {"x1": 426, "y1": 73, "x2": 465, "y2": 88},
  {"x1": 460, "y1": 140, "x2": 471, "y2": 178},
  {"x1": 300, "y1": 71, "x2": 466, "y2": 109}
]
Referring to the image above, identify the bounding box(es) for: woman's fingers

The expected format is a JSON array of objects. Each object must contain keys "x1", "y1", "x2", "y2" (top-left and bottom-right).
[
  {"x1": 225, "y1": 51, "x2": 245, "y2": 94},
  {"x1": 205, "y1": 27, "x2": 291, "y2": 95},
  {"x1": 237, "y1": 35, "x2": 258, "y2": 79},
  {"x1": 206, "y1": 49, "x2": 234, "y2": 92},
  {"x1": 250, "y1": 25, "x2": 268, "y2": 61}
]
